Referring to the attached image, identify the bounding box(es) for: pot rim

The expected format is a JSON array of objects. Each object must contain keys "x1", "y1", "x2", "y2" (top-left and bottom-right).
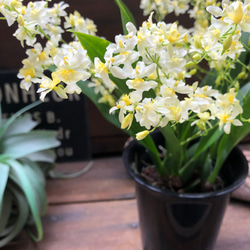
[{"x1": 123, "y1": 139, "x2": 249, "y2": 199}]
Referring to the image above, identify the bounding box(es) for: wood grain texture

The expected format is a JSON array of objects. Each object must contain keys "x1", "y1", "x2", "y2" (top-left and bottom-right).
[
  {"x1": 3, "y1": 199, "x2": 250, "y2": 250},
  {"x1": 215, "y1": 201, "x2": 250, "y2": 250},
  {"x1": 46, "y1": 157, "x2": 135, "y2": 204},
  {"x1": 2, "y1": 200, "x2": 141, "y2": 250},
  {"x1": 2, "y1": 147, "x2": 250, "y2": 250}
]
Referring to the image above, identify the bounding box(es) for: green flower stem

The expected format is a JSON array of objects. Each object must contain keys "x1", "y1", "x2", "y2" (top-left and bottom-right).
[
  {"x1": 136, "y1": 132, "x2": 165, "y2": 175},
  {"x1": 160, "y1": 125, "x2": 182, "y2": 176}
]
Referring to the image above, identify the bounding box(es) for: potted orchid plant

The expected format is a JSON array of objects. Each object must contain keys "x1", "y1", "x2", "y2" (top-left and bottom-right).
[{"x1": 1, "y1": 0, "x2": 250, "y2": 249}]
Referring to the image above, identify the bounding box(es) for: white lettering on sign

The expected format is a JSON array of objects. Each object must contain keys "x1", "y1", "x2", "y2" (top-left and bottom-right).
[
  {"x1": 57, "y1": 147, "x2": 74, "y2": 157},
  {"x1": 46, "y1": 111, "x2": 56, "y2": 124},
  {"x1": 57, "y1": 126, "x2": 71, "y2": 140},
  {"x1": 5, "y1": 83, "x2": 19, "y2": 103},
  {"x1": 0, "y1": 82, "x2": 82, "y2": 104}
]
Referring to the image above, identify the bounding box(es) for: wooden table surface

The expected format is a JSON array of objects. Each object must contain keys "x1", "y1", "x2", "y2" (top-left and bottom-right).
[{"x1": 3, "y1": 145, "x2": 250, "y2": 250}]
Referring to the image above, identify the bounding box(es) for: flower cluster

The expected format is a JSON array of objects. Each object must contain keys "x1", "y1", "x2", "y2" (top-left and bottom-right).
[
  {"x1": 102, "y1": 14, "x2": 243, "y2": 137},
  {"x1": 140, "y1": 0, "x2": 218, "y2": 27},
  {"x1": 1, "y1": 0, "x2": 96, "y2": 100},
  {"x1": 1, "y1": 0, "x2": 250, "y2": 188},
  {"x1": 0, "y1": 0, "x2": 249, "y2": 138}
]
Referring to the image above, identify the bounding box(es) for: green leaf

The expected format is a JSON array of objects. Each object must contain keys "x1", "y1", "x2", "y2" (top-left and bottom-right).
[
  {"x1": 238, "y1": 82, "x2": 250, "y2": 103},
  {"x1": 3, "y1": 114, "x2": 38, "y2": 137},
  {"x1": 0, "y1": 184, "x2": 29, "y2": 247},
  {"x1": 26, "y1": 149, "x2": 57, "y2": 163},
  {"x1": 1, "y1": 130, "x2": 60, "y2": 159},
  {"x1": 20, "y1": 158, "x2": 46, "y2": 186},
  {"x1": 0, "y1": 190, "x2": 12, "y2": 234},
  {"x1": 0, "y1": 103, "x2": 2, "y2": 128},
  {"x1": 21, "y1": 159, "x2": 47, "y2": 215},
  {"x1": 194, "y1": 127, "x2": 223, "y2": 159},
  {"x1": 0, "y1": 100, "x2": 42, "y2": 139},
  {"x1": 160, "y1": 125, "x2": 182, "y2": 175},
  {"x1": 74, "y1": 32, "x2": 111, "y2": 63},
  {"x1": 8, "y1": 159, "x2": 43, "y2": 241},
  {"x1": 113, "y1": 0, "x2": 136, "y2": 35},
  {"x1": 78, "y1": 80, "x2": 122, "y2": 129},
  {"x1": 208, "y1": 92, "x2": 250, "y2": 183},
  {"x1": 78, "y1": 80, "x2": 161, "y2": 170},
  {"x1": 0, "y1": 163, "x2": 9, "y2": 216}
]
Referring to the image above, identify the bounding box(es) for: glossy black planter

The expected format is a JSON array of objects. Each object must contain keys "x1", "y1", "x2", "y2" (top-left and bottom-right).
[{"x1": 123, "y1": 135, "x2": 248, "y2": 250}]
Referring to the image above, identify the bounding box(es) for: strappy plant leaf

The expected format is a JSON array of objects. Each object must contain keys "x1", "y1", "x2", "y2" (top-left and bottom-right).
[{"x1": 0, "y1": 102, "x2": 60, "y2": 247}]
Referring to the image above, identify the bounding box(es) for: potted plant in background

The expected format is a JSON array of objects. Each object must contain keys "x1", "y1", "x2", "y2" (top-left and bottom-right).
[
  {"x1": 0, "y1": 101, "x2": 60, "y2": 247},
  {"x1": 0, "y1": 0, "x2": 250, "y2": 249}
]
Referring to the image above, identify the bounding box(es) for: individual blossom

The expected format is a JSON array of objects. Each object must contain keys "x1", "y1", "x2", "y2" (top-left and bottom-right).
[
  {"x1": 159, "y1": 78, "x2": 193, "y2": 96},
  {"x1": 140, "y1": 0, "x2": 191, "y2": 21},
  {"x1": 191, "y1": 111, "x2": 215, "y2": 131},
  {"x1": 104, "y1": 30, "x2": 139, "y2": 79},
  {"x1": 64, "y1": 10, "x2": 97, "y2": 36},
  {"x1": 126, "y1": 61, "x2": 158, "y2": 101},
  {"x1": 0, "y1": 0, "x2": 18, "y2": 26},
  {"x1": 24, "y1": 1, "x2": 49, "y2": 27},
  {"x1": 25, "y1": 42, "x2": 53, "y2": 70},
  {"x1": 206, "y1": 0, "x2": 250, "y2": 32},
  {"x1": 217, "y1": 108, "x2": 243, "y2": 134},
  {"x1": 209, "y1": 88, "x2": 243, "y2": 133},
  {"x1": 89, "y1": 76, "x2": 116, "y2": 106},
  {"x1": 134, "y1": 98, "x2": 163, "y2": 129},
  {"x1": 49, "y1": 1, "x2": 69, "y2": 25},
  {"x1": 18, "y1": 58, "x2": 39, "y2": 90},
  {"x1": 53, "y1": 46, "x2": 91, "y2": 94},
  {"x1": 37, "y1": 72, "x2": 68, "y2": 101},
  {"x1": 13, "y1": 15, "x2": 37, "y2": 46},
  {"x1": 94, "y1": 57, "x2": 115, "y2": 92},
  {"x1": 110, "y1": 94, "x2": 135, "y2": 124}
]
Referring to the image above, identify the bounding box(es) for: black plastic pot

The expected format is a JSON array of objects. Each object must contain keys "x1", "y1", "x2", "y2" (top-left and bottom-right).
[{"x1": 123, "y1": 134, "x2": 249, "y2": 250}]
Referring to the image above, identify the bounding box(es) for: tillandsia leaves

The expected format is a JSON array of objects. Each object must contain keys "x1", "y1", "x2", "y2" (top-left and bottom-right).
[{"x1": 0, "y1": 102, "x2": 60, "y2": 247}]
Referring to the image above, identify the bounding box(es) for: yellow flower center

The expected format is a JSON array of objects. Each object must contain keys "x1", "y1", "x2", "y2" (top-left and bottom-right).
[
  {"x1": 61, "y1": 69, "x2": 75, "y2": 81},
  {"x1": 122, "y1": 95, "x2": 131, "y2": 106},
  {"x1": 131, "y1": 78, "x2": 144, "y2": 89},
  {"x1": 220, "y1": 114, "x2": 230, "y2": 123}
]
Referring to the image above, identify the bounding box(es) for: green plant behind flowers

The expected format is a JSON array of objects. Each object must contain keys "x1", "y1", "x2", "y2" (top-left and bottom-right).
[{"x1": 1, "y1": 0, "x2": 250, "y2": 191}]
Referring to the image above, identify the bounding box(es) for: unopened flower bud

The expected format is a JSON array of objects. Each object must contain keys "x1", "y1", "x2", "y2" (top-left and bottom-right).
[
  {"x1": 189, "y1": 69, "x2": 197, "y2": 75},
  {"x1": 185, "y1": 61, "x2": 195, "y2": 68},
  {"x1": 223, "y1": 34, "x2": 232, "y2": 51},
  {"x1": 194, "y1": 36, "x2": 202, "y2": 49},
  {"x1": 192, "y1": 53, "x2": 202, "y2": 61},
  {"x1": 177, "y1": 71, "x2": 185, "y2": 80},
  {"x1": 136, "y1": 130, "x2": 149, "y2": 140},
  {"x1": 215, "y1": 76, "x2": 221, "y2": 86},
  {"x1": 121, "y1": 113, "x2": 133, "y2": 130},
  {"x1": 198, "y1": 112, "x2": 210, "y2": 121},
  {"x1": 234, "y1": 81, "x2": 240, "y2": 91},
  {"x1": 17, "y1": 15, "x2": 25, "y2": 26},
  {"x1": 196, "y1": 120, "x2": 206, "y2": 130},
  {"x1": 237, "y1": 71, "x2": 246, "y2": 79}
]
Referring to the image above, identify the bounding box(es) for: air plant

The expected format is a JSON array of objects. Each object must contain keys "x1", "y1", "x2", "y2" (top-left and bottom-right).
[{"x1": 0, "y1": 101, "x2": 60, "y2": 247}]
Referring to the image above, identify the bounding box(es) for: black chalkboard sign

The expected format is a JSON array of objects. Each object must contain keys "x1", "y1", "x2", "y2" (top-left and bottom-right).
[{"x1": 0, "y1": 70, "x2": 91, "y2": 162}]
